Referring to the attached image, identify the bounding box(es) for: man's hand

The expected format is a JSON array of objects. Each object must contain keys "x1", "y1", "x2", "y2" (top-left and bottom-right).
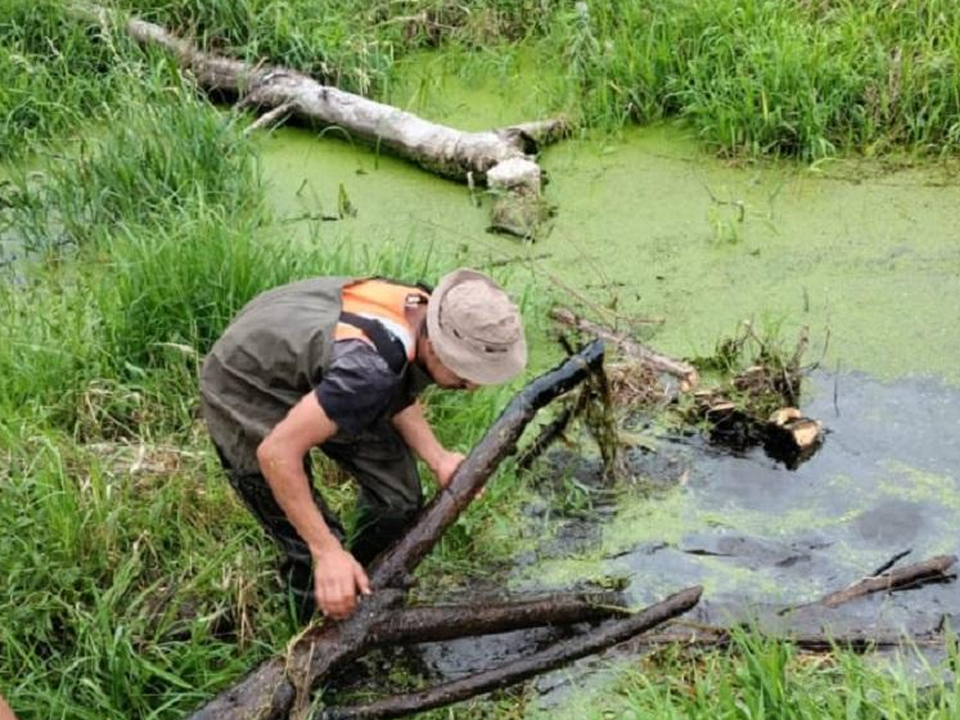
[
  {"x1": 432, "y1": 449, "x2": 466, "y2": 489},
  {"x1": 312, "y1": 544, "x2": 371, "y2": 619}
]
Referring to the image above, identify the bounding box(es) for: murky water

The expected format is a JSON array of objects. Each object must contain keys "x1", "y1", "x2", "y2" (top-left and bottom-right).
[
  {"x1": 529, "y1": 371, "x2": 959, "y2": 624},
  {"x1": 411, "y1": 372, "x2": 959, "y2": 715},
  {"x1": 259, "y1": 58, "x2": 960, "y2": 382},
  {"x1": 261, "y1": 130, "x2": 960, "y2": 383}
]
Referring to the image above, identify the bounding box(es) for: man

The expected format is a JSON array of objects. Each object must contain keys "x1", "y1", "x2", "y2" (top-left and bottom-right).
[{"x1": 200, "y1": 269, "x2": 526, "y2": 621}]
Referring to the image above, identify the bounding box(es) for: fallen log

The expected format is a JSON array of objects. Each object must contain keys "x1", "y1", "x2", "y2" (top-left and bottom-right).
[
  {"x1": 364, "y1": 591, "x2": 629, "y2": 646},
  {"x1": 71, "y1": 2, "x2": 565, "y2": 238}
]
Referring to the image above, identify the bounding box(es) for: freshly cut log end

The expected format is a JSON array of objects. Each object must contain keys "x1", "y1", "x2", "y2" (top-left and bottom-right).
[{"x1": 764, "y1": 409, "x2": 823, "y2": 468}]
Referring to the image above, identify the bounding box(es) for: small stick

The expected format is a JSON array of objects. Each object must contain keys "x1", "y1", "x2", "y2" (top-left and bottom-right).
[
  {"x1": 871, "y1": 549, "x2": 912, "y2": 577},
  {"x1": 551, "y1": 307, "x2": 699, "y2": 389},
  {"x1": 243, "y1": 101, "x2": 296, "y2": 136},
  {"x1": 821, "y1": 555, "x2": 956, "y2": 609},
  {"x1": 516, "y1": 407, "x2": 573, "y2": 470},
  {"x1": 778, "y1": 554, "x2": 956, "y2": 616}
]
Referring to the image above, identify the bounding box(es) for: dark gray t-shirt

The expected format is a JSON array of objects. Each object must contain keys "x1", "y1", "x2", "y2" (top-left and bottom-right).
[{"x1": 315, "y1": 339, "x2": 432, "y2": 434}]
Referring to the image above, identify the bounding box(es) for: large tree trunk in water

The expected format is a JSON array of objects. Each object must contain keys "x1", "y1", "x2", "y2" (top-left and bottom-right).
[
  {"x1": 72, "y1": 2, "x2": 564, "y2": 238},
  {"x1": 181, "y1": 342, "x2": 703, "y2": 720}
]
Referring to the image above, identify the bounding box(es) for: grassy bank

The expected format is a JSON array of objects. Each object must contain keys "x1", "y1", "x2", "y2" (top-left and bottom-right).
[
  {"x1": 0, "y1": 69, "x2": 526, "y2": 718},
  {"x1": 580, "y1": 631, "x2": 960, "y2": 720},
  {"x1": 111, "y1": 0, "x2": 960, "y2": 158},
  {"x1": 4, "y1": 1, "x2": 960, "y2": 160}
]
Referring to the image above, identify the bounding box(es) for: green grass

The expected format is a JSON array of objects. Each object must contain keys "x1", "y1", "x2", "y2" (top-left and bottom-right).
[
  {"x1": 5, "y1": 0, "x2": 960, "y2": 161},
  {"x1": 588, "y1": 630, "x2": 960, "y2": 720},
  {"x1": 548, "y1": 0, "x2": 960, "y2": 158},
  {"x1": 0, "y1": 0, "x2": 137, "y2": 159},
  {"x1": 0, "y1": 57, "x2": 535, "y2": 717},
  {"x1": 3, "y1": 2, "x2": 960, "y2": 719}
]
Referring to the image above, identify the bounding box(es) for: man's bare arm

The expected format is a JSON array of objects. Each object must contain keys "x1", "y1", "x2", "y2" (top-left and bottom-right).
[
  {"x1": 392, "y1": 400, "x2": 465, "y2": 488},
  {"x1": 257, "y1": 392, "x2": 370, "y2": 619}
]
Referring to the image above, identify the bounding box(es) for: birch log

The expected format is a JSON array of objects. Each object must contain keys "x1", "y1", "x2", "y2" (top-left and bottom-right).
[{"x1": 73, "y1": 2, "x2": 564, "y2": 237}]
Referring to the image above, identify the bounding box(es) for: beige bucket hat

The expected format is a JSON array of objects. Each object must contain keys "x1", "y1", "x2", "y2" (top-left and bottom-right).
[{"x1": 427, "y1": 268, "x2": 527, "y2": 385}]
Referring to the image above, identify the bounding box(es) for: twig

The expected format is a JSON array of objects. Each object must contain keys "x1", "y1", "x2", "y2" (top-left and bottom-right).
[
  {"x1": 820, "y1": 555, "x2": 956, "y2": 608},
  {"x1": 551, "y1": 307, "x2": 699, "y2": 389},
  {"x1": 871, "y1": 549, "x2": 912, "y2": 577},
  {"x1": 243, "y1": 101, "x2": 296, "y2": 136},
  {"x1": 780, "y1": 554, "x2": 957, "y2": 616}
]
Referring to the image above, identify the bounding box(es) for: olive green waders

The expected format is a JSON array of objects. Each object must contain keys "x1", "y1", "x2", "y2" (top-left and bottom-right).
[{"x1": 200, "y1": 277, "x2": 423, "y2": 621}]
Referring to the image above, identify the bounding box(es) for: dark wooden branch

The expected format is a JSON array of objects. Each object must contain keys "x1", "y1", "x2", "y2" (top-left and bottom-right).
[
  {"x1": 820, "y1": 554, "x2": 956, "y2": 608},
  {"x1": 870, "y1": 549, "x2": 912, "y2": 577},
  {"x1": 368, "y1": 340, "x2": 605, "y2": 590},
  {"x1": 516, "y1": 406, "x2": 573, "y2": 470},
  {"x1": 320, "y1": 586, "x2": 702, "y2": 720},
  {"x1": 365, "y1": 591, "x2": 627, "y2": 646}
]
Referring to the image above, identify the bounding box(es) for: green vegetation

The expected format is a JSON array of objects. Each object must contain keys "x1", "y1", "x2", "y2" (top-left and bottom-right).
[
  {"x1": 0, "y1": 57, "x2": 527, "y2": 717},
  {"x1": 4, "y1": 0, "x2": 960, "y2": 160},
  {"x1": 3, "y1": 1, "x2": 959, "y2": 719},
  {"x1": 581, "y1": 631, "x2": 960, "y2": 720}
]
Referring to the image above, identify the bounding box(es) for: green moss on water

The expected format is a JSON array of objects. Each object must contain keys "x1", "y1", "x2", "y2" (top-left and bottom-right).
[
  {"x1": 879, "y1": 463, "x2": 960, "y2": 515},
  {"x1": 261, "y1": 109, "x2": 960, "y2": 384}
]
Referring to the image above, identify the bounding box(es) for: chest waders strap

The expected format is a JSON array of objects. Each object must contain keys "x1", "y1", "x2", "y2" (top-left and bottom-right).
[{"x1": 338, "y1": 311, "x2": 409, "y2": 375}]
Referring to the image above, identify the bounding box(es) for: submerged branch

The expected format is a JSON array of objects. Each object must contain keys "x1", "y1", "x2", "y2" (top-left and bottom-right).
[{"x1": 819, "y1": 555, "x2": 956, "y2": 608}]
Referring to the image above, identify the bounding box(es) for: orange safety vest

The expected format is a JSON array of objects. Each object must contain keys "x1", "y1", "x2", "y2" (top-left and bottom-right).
[{"x1": 334, "y1": 279, "x2": 429, "y2": 366}]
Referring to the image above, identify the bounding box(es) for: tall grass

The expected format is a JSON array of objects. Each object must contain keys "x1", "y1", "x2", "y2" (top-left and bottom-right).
[
  {"x1": 0, "y1": 0, "x2": 136, "y2": 158},
  {"x1": 0, "y1": 418, "x2": 286, "y2": 719},
  {"x1": 550, "y1": 0, "x2": 960, "y2": 158},
  {"x1": 5, "y1": 0, "x2": 959, "y2": 160},
  {"x1": 3, "y1": 75, "x2": 259, "y2": 255},
  {"x1": 597, "y1": 630, "x2": 960, "y2": 719}
]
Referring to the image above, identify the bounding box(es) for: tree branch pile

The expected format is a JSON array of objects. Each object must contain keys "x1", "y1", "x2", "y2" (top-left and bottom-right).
[{"x1": 183, "y1": 342, "x2": 703, "y2": 720}]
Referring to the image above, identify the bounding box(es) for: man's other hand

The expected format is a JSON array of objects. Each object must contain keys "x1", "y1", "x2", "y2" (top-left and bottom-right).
[
  {"x1": 433, "y1": 450, "x2": 466, "y2": 488},
  {"x1": 312, "y1": 545, "x2": 371, "y2": 619}
]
